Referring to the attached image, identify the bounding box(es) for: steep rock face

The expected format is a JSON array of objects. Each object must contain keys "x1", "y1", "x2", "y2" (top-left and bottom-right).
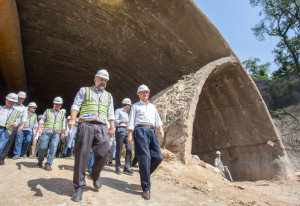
[
  {"x1": 253, "y1": 75, "x2": 300, "y2": 171},
  {"x1": 151, "y1": 57, "x2": 295, "y2": 181},
  {"x1": 11, "y1": 0, "x2": 233, "y2": 110}
]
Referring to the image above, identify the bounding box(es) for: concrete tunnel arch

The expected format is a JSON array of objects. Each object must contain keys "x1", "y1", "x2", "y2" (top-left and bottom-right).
[
  {"x1": 152, "y1": 56, "x2": 295, "y2": 181},
  {"x1": 0, "y1": 0, "x2": 295, "y2": 180}
]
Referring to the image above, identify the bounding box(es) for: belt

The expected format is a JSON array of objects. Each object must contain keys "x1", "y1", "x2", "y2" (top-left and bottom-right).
[
  {"x1": 0, "y1": 126, "x2": 5, "y2": 129},
  {"x1": 116, "y1": 126, "x2": 127, "y2": 128},
  {"x1": 136, "y1": 124, "x2": 154, "y2": 129},
  {"x1": 83, "y1": 121, "x2": 105, "y2": 125}
]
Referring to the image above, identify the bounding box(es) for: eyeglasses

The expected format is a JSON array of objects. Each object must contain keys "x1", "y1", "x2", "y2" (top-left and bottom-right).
[
  {"x1": 32, "y1": 107, "x2": 37, "y2": 110},
  {"x1": 140, "y1": 91, "x2": 149, "y2": 95}
]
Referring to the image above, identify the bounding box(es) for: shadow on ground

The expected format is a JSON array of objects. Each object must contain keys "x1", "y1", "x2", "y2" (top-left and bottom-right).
[
  {"x1": 101, "y1": 177, "x2": 141, "y2": 196},
  {"x1": 58, "y1": 164, "x2": 74, "y2": 171},
  {"x1": 16, "y1": 161, "x2": 38, "y2": 169}
]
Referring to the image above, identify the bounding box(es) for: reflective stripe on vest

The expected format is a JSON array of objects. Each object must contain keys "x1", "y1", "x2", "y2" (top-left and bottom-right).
[
  {"x1": 5, "y1": 109, "x2": 21, "y2": 133},
  {"x1": 79, "y1": 87, "x2": 111, "y2": 121},
  {"x1": 43, "y1": 109, "x2": 65, "y2": 134},
  {"x1": 215, "y1": 158, "x2": 224, "y2": 170},
  {"x1": 26, "y1": 113, "x2": 37, "y2": 128}
]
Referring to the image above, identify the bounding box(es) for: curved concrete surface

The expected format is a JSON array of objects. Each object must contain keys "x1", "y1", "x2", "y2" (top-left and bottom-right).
[
  {"x1": 0, "y1": 0, "x2": 27, "y2": 92},
  {"x1": 152, "y1": 57, "x2": 295, "y2": 180},
  {"x1": 11, "y1": 0, "x2": 234, "y2": 109}
]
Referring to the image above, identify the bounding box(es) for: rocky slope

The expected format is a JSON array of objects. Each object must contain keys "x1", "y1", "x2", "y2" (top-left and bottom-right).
[{"x1": 253, "y1": 74, "x2": 300, "y2": 171}]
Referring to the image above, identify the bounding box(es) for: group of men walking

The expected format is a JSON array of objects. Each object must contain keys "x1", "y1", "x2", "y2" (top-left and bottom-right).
[
  {"x1": 69, "y1": 69, "x2": 164, "y2": 201},
  {"x1": 0, "y1": 92, "x2": 71, "y2": 171},
  {"x1": 0, "y1": 69, "x2": 165, "y2": 202}
]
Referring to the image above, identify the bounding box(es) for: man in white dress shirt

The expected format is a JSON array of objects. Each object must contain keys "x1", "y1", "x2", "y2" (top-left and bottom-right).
[
  {"x1": 114, "y1": 98, "x2": 134, "y2": 175},
  {"x1": 128, "y1": 84, "x2": 164, "y2": 200}
]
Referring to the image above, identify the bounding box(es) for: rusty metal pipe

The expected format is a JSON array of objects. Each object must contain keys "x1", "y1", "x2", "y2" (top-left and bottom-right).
[{"x1": 0, "y1": 0, "x2": 27, "y2": 92}]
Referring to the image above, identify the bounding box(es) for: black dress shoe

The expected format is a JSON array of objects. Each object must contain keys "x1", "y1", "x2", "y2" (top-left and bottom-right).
[
  {"x1": 71, "y1": 189, "x2": 83, "y2": 202},
  {"x1": 123, "y1": 168, "x2": 134, "y2": 175},
  {"x1": 93, "y1": 178, "x2": 102, "y2": 189},
  {"x1": 0, "y1": 158, "x2": 5, "y2": 165},
  {"x1": 115, "y1": 169, "x2": 122, "y2": 175},
  {"x1": 37, "y1": 162, "x2": 43, "y2": 168},
  {"x1": 142, "y1": 190, "x2": 150, "y2": 200}
]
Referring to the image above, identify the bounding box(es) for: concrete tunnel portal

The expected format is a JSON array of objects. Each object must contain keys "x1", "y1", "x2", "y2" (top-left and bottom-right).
[{"x1": 0, "y1": 0, "x2": 296, "y2": 180}]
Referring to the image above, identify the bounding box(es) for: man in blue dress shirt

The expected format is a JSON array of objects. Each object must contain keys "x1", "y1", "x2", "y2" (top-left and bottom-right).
[
  {"x1": 114, "y1": 98, "x2": 134, "y2": 175},
  {"x1": 128, "y1": 84, "x2": 164, "y2": 200}
]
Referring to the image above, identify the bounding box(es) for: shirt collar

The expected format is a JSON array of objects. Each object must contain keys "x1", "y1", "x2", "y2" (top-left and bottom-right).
[
  {"x1": 121, "y1": 108, "x2": 127, "y2": 112},
  {"x1": 139, "y1": 100, "x2": 149, "y2": 105},
  {"x1": 3, "y1": 105, "x2": 13, "y2": 110},
  {"x1": 93, "y1": 85, "x2": 104, "y2": 93}
]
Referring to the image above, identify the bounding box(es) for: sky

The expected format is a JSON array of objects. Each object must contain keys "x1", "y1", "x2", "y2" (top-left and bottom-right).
[{"x1": 193, "y1": 0, "x2": 281, "y2": 74}]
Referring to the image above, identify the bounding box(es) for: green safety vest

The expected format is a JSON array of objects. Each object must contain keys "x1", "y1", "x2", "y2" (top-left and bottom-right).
[
  {"x1": 25, "y1": 112, "x2": 37, "y2": 128},
  {"x1": 79, "y1": 87, "x2": 111, "y2": 122},
  {"x1": 215, "y1": 158, "x2": 224, "y2": 171},
  {"x1": 5, "y1": 109, "x2": 21, "y2": 135},
  {"x1": 43, "y1": 109, "x2": 65, "y2": 134}
]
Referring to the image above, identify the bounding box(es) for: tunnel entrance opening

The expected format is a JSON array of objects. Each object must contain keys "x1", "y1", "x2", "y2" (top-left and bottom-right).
[{"x1": 191, "y1": 62, "x2": 279, "y2": 181}]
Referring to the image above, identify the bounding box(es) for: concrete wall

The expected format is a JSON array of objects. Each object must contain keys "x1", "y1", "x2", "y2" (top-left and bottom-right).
[{"x1": 152, "y1": 57, "x2": 295, "y2": 180}]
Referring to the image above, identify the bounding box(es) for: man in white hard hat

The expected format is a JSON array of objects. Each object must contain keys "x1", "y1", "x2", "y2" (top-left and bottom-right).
[
  {"x1": 214, "y1": 151, "x2": 226, "y2": 178},
  {"x1": 128, "y1": 84, "x2": 164, "y2": 200},
  {"x1": 0, "y1": 93, "x2": 21, "y2": 165},
  {"x1": 13, "y1": 91, "x2": 28, "y2": 132},
  {"x1": 69, "y1": 69, "x2": 114, "y2": 202},
  {"x1": 13, "y1": 102, "x2": 38, "y2": 159},
  {"x1": 35, "y1": 96, "x2": 66, "y2": 171},
  {"x1": 114, "y1": 98, "x2": 134, "y2": 175}
]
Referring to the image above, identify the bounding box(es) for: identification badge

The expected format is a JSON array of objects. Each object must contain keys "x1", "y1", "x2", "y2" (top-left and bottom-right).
[
  {"x1": 82, "y1": 114, "x2": 95, "y2": 119},
  {"x1": 43, "y1": 129, "x2": 53, "y2": 133}
]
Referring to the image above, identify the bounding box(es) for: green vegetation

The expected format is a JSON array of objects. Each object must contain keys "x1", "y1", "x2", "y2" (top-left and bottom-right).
[{"x1": 245, "y1": 0, "x2": 300, "y2": 79}]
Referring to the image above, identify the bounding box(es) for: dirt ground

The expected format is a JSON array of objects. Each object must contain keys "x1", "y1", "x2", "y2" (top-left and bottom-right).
[{"x1": 0, "y1": 157, "x2": 299, "y2": 206}]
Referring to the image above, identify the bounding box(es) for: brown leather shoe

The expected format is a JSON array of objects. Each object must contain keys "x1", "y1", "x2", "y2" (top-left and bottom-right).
[
  {"x1": 45, "y1": 165, "x2": 52, "y2": 171},
  {"x1": 142, "y1": 190, "x2": 150, "y2": 200}
]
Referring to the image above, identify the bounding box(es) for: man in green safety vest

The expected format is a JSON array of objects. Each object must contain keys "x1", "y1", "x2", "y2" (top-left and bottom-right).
[
  {"x1": 13, "y1": 102, "x2": 38, "y2": 159},
  {"x1": 0, "y1": 93, "x2": 20, "y2": 165},
  {"x1": 69, "y1": 69, "x2": 115, "y2": 202},
  {"x1": 214, "y1": 151, "x2": 226, "y2": 178},
  {"x1": 35, "y1": 97, "x2": 66, "y2": 171}
]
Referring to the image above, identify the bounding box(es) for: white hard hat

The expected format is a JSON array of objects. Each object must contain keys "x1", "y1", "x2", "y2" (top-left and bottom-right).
[
  {"x1": 53, "y1": 96, "x2": 63, "y2": 104},
  {"x1": 122, "y1": 98, "x2": 131, "y2": 105},
  {"x1": 28, "y1": 102, "x2": 37, "y2": 107},
  {"x1": 95, "y1": 69, "x2": 109, "y2": 80},
  {"x1": 67, "y1": 116, "x2": 71, "y2": 120},
  {"x1": 216, "y1": 151, "x2": 221, "y2": 155},
  {"x1": 18, "y1": 91, "x2": 27, "y2": 98},
  {"x1": 137, "y1": 84, "x2": 150, "y2": 95},
  {"x1": 38, "y1": 115, "x2": 43, "y2": 119},
  {"x1": 6, "y1": 93, "x2": 18, "y2": 102}
]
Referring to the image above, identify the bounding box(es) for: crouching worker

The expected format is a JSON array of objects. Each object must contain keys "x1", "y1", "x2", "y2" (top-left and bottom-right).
[{"x1": 214, "y1": 151, "x2": 227, "y2": 178}]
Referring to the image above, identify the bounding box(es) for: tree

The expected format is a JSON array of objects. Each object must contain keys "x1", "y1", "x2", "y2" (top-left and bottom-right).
[
  {"x1": 242, "y1": 57, "x2": 270, "y2": 80},
  {"x1": 250, "y1": 0, "x2": 300, "y2": 77}
]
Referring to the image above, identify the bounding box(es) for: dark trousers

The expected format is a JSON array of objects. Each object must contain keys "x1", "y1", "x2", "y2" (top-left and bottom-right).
[
  {"x1": 73, "y1": 122, "x2": 111, "y2": 190},
  {"x1": 0, "y1": 127, "x2": 18, "y2": 159},
  {"x1": 132, "y1": 155, "x2": 138, "y2": 166},
  {"x1": 56, "y1": 137, "x2": 66, "y2": 157},
  {"x1": 134, "y1": 127, "x2": 163, "y2": 191},
  {"x1": 115, "y1": 127, "x2": 132, "y2": 171}
]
